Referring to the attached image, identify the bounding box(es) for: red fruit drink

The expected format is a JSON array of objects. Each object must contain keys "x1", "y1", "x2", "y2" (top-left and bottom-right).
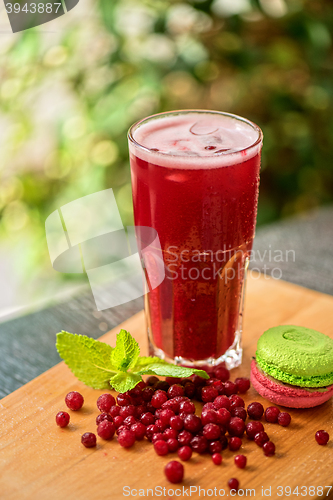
[{"x1": 128, "y1": 111, "x2": 262, "y2": 368}]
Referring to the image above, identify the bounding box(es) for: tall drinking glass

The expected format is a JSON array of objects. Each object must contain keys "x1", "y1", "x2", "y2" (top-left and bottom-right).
[{"x1": 128, "y1": 110, "x2": 263, "y2": 369}]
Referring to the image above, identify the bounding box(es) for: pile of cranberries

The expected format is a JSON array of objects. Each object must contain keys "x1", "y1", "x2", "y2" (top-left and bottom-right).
[{"x1": 55, "y1": 368, "x2": 329, "y2": 489}]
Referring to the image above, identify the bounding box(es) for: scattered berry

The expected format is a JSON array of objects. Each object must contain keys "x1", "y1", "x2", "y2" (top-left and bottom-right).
[
  {"x1": 116, "y1": 393, "x2": 131, "y2": 406},
  {"x1": 231, "y1": 407, "x2": 247, "y2": 421},
  {"x1": 179, "y1": 400, "x2": 195, "y2": 414},
  {"x1": 278, "y1": 412, "x2": 291, "y2": 427},
  {"x1": 151, "y1": 390, "x2": 168, "y2": 409},
  {"x1": 109, "y1": 405, "x2": 120, "y2": 417},
  {"x1": 264, "y1": 406, "x2": 280, "y2": 423},
  {"x1": 209, "y1": 440, "x2": 223, "y2": 454},
  {"x1": 228, "y1": 478, "x2": 239, "y2": 491},
  {"x1": 178, "y1": 445, "x2": 192, "y2": 461},
  {"x1": 146, "y1": 375, "x2": 159, "y2": 386},
  {"x1": 201, "y1": 409, "x2": 218, "y2": 425},
  {"x1": 235, "y1": 377, "x2": 250, "y2": 393},
  {"x1": 118, "y1": 429, "x2": 136, "y2": 448},
  {"x1": 131, "y1": 422, "x2": 146, "y2": 441},
  {"x1": 140, "y1": 412, "x2": 155, "y2": 426},
  {"x1": 216, "y1": 408, "x2": 231, "y2": 426},
  {"x1": 315, "y1": 430, "x2": 329, "y2": 446},
  {"x1": 229, "y1": 436, "x2": 242, "y2": 451},
  {"x1": 203, "y1": 423, "x2": 221, "y2": 441},
  {"x1": 228, "y1": 417, "x2": 245, "y2": 437},
  {"x1": 190, "y1": 435, "x2": 208, "y2": 454},
  {"x1": 152, "y1": 433, "x2": 165, "y2": 444},
  {"x1": 247, "y1": 402, "x2": 264, "y2": 420},
  {"x1": 214, "y1": 395, "x2": 230, "y2": 410},
  {"x1": 229, "y1": 394, "x2": 245, "y2": 409},
  {"x1": 246, "y1": 421, "x2": 264, "y2": 439},
  {"x1": 214, "y1": 366, "x2": 230, "y2": 382},
  {"x1": 235, "y1": 454, "x2": 247, "y2": 469},
  {"x1": 167, "y1": 384, "x2": 184, "y2": 399},
  {"x1": 119, "y1": 405, "x2": 136, "y2": 418},
  {"x1": 167, "y1": 438, "x2": 179, "y2": 452},
  {"x1": 113, "y1": 415, "x2": 124, "y2": 428},
  {"x1": 154, "y1": 440, "x2": 169, "y2": 456},
  {"x1": 97, "y1": 420, "x2": 115, "y2": 440},
  {"x1": 183, "y1": 414, "x2": 202, "y2": 433},
  {"x1": 56, "y1": 411, "x2": 70, "y2": 428},
  {"x1": 96, "y1": 413, "x2": 113, "y2": 426},
  {"x1": 178, "y1": 430, "x2": 193, "y2": 447},
  {"x1": 170, "y1": 415, "x2": 184, "y2": 431},
  {"x1": 224, "y1": 381, "x2": 238, "y2": 396},
  {"x1": 97, "y1": 393, "x2": 115, "y2": 413},
  {"x1": 212, "y1": 453, "x2": 222, "y2": 465},
  {"x1": 263, "y1": 441, "x2": 275, "y2": 456},
  {"x1": 164, "y1": 428, "x2": 178, "y2": 441},
  {"x1": 201, "y1": 386, "x2": 219, "y2": 403},
  {"x1": 65, "y1": 391, "x2": 84, "y2": 411},
  {"x1": 164, "y1": 460, "x2": 184, "y2": 484},
  {"x1": 81, "y1": 432, "x2": 96, "y2": 448},
  {"x1": 254, "y1": 431, "x2": 269, "y2": 447}
]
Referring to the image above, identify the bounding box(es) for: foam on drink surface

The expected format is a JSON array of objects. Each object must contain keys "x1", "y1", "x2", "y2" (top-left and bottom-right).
[{"x1": 130, "y1": 112, "x2": 261, "y2": 169}]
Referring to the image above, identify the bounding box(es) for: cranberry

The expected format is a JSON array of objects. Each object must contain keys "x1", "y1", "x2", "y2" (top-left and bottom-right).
[
  {"x1": 278, "y1": 412, "x2": 291, "y2": 427},
  {"x1": 152, "y1": 432, "x2": 165, "y2": 443},
  {"x1": 216, "y1": 408, "x2": 231, "y2": 426},
  {"x1": 235, "y1": 377, "x2": 250, "y2": 393},
  {"x1": 167, "y1": 384, "x2": 184, "y2": 399},
  {"x1": 135, "y1": 381, "x2": 146, "y2": 390},
  {"x1": 167, "y1": 438, "x2": 179, "y2": 452},
  {"x1": 116, "y1": 424, "x2": 129, "y2": 435},
  {"x1": 178, "y1": 430, "x2": 193, "y2": 446},
  {"x1": 97, "y1": 393, "x2": 116, "y2": 413},
  {"x1": 179, "y1": 401, "x2": 195, "y2": 414},
  {"x1": 142, "y1": 387, "x2": 154, "y2": 402},
  {"x1": 203, "y1": 423, "x2": 221, "y2": 440},
  {"x1": 118, "y1": 429, "x2": 136, "y2": 448},
  {"x1": 184, "y1": 382, "x2": 196, "y2": 398},
  {"x1": 190, "y1": 435, "x2": 208, "y2": 454},
  {"x1": 81, "y1": 432, "x2": 96, "y2": 448},
  {"x1": 228, "y1": 417, "x2": 245, "y2": 437},
  {"x1": 201, "y1": 410, "x2": 218, "y2": 425},
  {"x1": 235, "y1": 454, "x2": 247, "y2": 468},
  {"x1": 155, "y1": 419, "x2": 168, "y2": 432},
  {"x1": 164, "y1": 460, "x2": 184, "y2": 484},
  {"x1": 202, "y1": 402, "x2": 216, "y2": 412},
  {"x1": 113, "y1": 415, "x2": 124, "y2": 428},
  {"x1": 209, "y1": 440, "x2": 222, "y2": 454},
  {"x1": 151, "y1": 390, "x2": 168, "y2": 409},
  {"x1": 315, "y1": 430, "x2": 329, "y2": 445},
  {"x1": 231, "y1": 407, "x2": 247, "y2": 421},
  {"x1": 214, "y1": 366, "x2": 230, "y2": 382},
  {"x1": 123, "y1": 415, "x2": 137, "y2": 427},
  {"x1": 119, "y1": 405, "x2": 136, "y2": 418},
  {"x1": 263, "y1": 441, "x2": 275, "y2": 456},
  {"x1": 212, "y1": 453, "x2": 222, "y2": 465},
  {"x1": 146, "y1": 402, "x2": 156, "y2": 414},
  {"x1": 117, "y1": 393, "x2": 131, "y2": 406},
  {"x1": 135, "y1": 405, "x2": 146, "y2": 418},
  {"x1": 146, "y1": 424, "x2": 158, "y2": 441},
  {"x1": 154, "y1": 439, "x2": 169, "y2": 456},
  {"x1": 246, "y1": 421, "x2": 264, "y2": 439},
  {"x1": 254, "y1": 431, "x2": 269, "y2": 447},
  {"x1": 192, "y1": 374, "x2": 207, "y2": 387},
  {"x1": 247, "y1": 402, "x2": 264, "y2": 420},
  {"x1": 214, "y1": 395, "x2": 230, "y2": 410},
  {"x1": 229, "y1": 395, "x2": 245, "y2": 409},
  {"x1": 211, "y1": 380, "x2": 225, "y2": 394},
  {"x1": 56, "y1": 411, "x2": 70, "y2": 427},
  {"x1": 178, "y1": 445, "x2": 192, "y2": 461},
  {"x1": 129, "y1": 387, "x2": 142, "y2": 399},
  {"x1": 162, "y1": 399, "x2": 180, "y2": 414},
  {"x1": 131, "y1": 422, "x2": 146, "y2": 440},
  {"x1": 229, "y1": 436, "x2": 242, "y2": 451},
  {"x1": 65, "y1": 391, "x2": 84, "y2": 411},
  {"x1": 97, "y1": 420, "x2": 115, "y2": 440},
  {"x1": 146, "y1": 376, "x2": 159, "y2": 386},
  {"x1": 201, "y1": 386, "x2": 219, "y2": 403},
  {"x1": 96, "y1": 413, "x2": 113, "y2": 426},
  {"x1": 155, "y1": 380, "x2": 170, "y2": 392},
  {"x1": 170, "y1": 415, "x2": 184, "y2": 431},
  {"x1": 224, "y1": 381, "x2": 238, "y2": 396},
  {"x1": 264, "y1": 406, "x2": 280, "y2": 423},
  {"x1": 184, "y1": 414, "x2": 202, "y2": 433},
  {"x1": 109, "y1": 405, "x2": 120, "y2": 417},
  {"x1": 140, "y1": 412, "x2": 155, "y2": 426},
  {"x1": 165, "y1": 377, "x2": 181, "y2": 385},
  {"x1": 228, "y1": 478, "x2": 239, "y2": 491},
  {"x1": 160, "y1": 409, "x2": 175, "y2": 425}
]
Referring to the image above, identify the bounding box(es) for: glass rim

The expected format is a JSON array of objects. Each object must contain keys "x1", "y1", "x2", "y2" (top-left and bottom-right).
[{"x1": 128, "y1": 109, "x2": 263, "y2": 159}]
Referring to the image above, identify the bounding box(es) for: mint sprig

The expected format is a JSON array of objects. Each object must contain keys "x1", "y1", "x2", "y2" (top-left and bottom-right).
[{"x1": 56, "y1": 330, "x2": 209, "y2": 392}]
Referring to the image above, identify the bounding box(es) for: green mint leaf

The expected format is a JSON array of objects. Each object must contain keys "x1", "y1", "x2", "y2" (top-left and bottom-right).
[
  {"x1": 136, "y1": 362, "x2": 209, "y2": 380},
  {"x1": 110, "y1": 329, "x2": 140, "y2": 372},
  {"x1": 56, "y1": 331, "x2": 117, "y2": 389},
  {"x1": 109, "y1": 372, "x2": 142, "y2": 393},
  {"x1": 132, "y1": 356, "x2": 168, "y2": 370}
]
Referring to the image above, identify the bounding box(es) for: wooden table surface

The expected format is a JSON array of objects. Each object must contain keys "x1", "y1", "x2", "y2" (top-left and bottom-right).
[{"x1": 0, "y1": 274, "x2": 332, "y2": 500}]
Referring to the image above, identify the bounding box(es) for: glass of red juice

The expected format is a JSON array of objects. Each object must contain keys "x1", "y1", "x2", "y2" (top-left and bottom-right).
[{"x1": 128, "y1": 110, "x2": 263, "y2": 369}]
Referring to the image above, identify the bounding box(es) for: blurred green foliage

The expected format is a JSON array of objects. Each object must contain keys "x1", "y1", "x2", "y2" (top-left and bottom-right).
[{"x1": 0, "y1": 0, "x2": 332, "y2": 282}]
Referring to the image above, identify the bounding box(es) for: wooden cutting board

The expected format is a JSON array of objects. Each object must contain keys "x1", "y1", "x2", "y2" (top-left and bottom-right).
[{"x1": 0, "y1": 275, "x2": 332, "y2": 500}]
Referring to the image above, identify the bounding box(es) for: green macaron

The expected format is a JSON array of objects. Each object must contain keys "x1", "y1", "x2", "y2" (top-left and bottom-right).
[{"x1": 256, "y1": 325, "x2": 333, "y2": 388}]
